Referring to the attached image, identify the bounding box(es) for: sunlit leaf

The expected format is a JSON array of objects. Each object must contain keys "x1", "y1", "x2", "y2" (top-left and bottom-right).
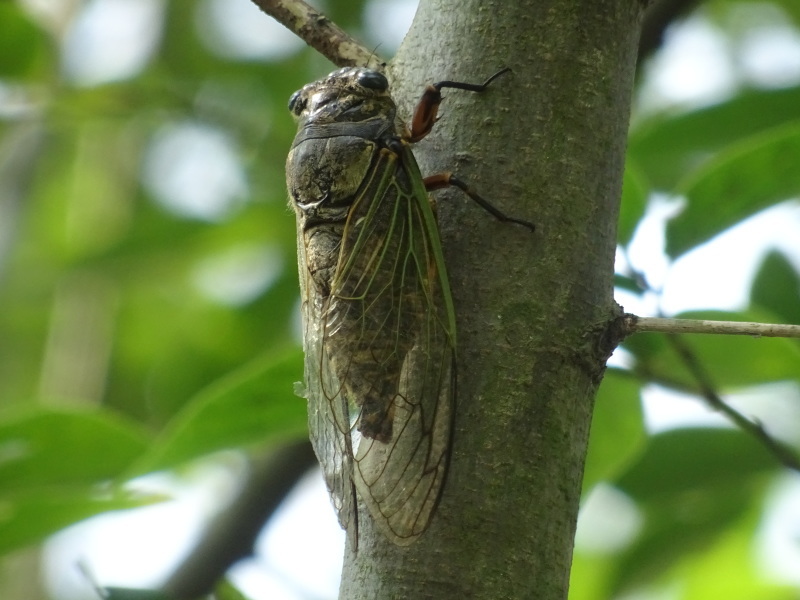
[
  {"x1": 609, "y1": 428, "x2": 776, "y2": 594},
  {"x1": 0, "y1": 488, "x2": 160, "y2": 555},
  {"x1": 0, "y1": 408, "x2": 150, "y2": 490},
  {"x1": 610, "y1": 483, "x2": 757, "y2": 594},
  {"x1": 214, "y1": 579, "x2": 254, "y2": 600},
  {"x1": 568, "y1": 552, "x2": 616, "y2": 600},
  {"x1": 751, "y1": 251, "x2": 800, "y2": 326},
  {"x1": 0, "y1": 3, "x2": 46, "y2": 78},
  {"x1": 583, "y1": 370, "x2": 645, "y2": 494},
  {"x1": 616, "y1": 428, "x2": 777, "y2": 500},
  {"x1": 666, "y1": 122, "x2": 800, "y2": 257},
  {"x1": 618, "y1": 160, "x2": 649, "y2": 246},
  {"x1": 630, "y1": 85, "x2": 800, "y2": 190},
  {"x1": 130, "y1": 349, "x2": 306, "y2": 474},
  {"x1": 614, "y1": 273, "x2": 645, "y2": 295},
  {"x1": 681, "y1": 509, "x2": 797, "y2": 600}
]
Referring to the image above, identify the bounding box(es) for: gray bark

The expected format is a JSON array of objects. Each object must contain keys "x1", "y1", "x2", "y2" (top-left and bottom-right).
[{"x1": 340, "y1": 1, "x2": 643, "y2": 598}]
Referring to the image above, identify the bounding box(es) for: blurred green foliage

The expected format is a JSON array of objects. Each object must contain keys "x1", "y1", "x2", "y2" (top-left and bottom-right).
[{"x1": 0, "y1": 0, "x2": 799, "y2": 599}]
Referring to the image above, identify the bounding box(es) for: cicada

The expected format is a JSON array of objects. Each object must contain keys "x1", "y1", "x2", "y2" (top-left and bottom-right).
[{"x1": 286, "y1": 66, "x2": 532, "y2": 546}]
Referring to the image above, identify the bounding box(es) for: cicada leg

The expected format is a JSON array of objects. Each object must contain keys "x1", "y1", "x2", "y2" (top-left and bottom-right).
[
  {"x1": 408, "y1": 68, "x2": 512, "y2": 142},
  {"x1": 423, "y1": 173, "x2": 536, "y2": 231},
  {"x1": 404, "y1": 68, "x2": 533, "y2": 230}
]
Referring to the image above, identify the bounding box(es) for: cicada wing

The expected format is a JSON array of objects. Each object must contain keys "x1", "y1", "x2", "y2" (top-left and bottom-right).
[
  {"x1": 301, "y1": 145, "x2": 456, "y2": 545},
  {"x1": 325, "y1": 149, "x2": 456, "y2": 544},
  {"x1": 296, "y1": 231, "x2": 358, "y2": 539},
  {"x1": 353, "y1": 329, "x2": 455, "y2": 545}
]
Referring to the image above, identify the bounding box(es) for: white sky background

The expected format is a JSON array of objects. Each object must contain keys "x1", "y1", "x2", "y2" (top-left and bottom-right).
[{"x1": 13, "y1": 0, "x2": 800, "y2": 597}]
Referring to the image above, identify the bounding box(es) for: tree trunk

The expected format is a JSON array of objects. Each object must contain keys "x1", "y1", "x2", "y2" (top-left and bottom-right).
[{"x1": 340, "y1": 1, "x2": 643, "y2": 598}]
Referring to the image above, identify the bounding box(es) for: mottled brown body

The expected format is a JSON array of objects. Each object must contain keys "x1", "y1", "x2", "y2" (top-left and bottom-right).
[
  {"x1": 286, "y1": 67, "x2": 527, "y2": 546},
  {"x1": 286, "y1": 68, "x2": 534, "y2": 546},
  {"x1": 300, "y1": 153, "x2": 427, "y2": 442},
  {"x1": 287, "y1": 71, "x2": 424, "y2": 443},
  {"x1": 287, "y1": 66, "x2": 531, "y2": 547},
  {"x1": 286, "y1": 68, "x2": 456, "y2": 545}
]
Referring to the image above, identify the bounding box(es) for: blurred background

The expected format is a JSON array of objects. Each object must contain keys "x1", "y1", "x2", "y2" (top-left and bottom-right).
[{"x1": 1, "y1": 0, "x2": 799, "y2": 598}]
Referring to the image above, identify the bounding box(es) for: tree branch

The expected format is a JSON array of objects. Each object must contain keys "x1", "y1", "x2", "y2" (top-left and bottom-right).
[
  {"x1": 618, "y1": 310, "x2": 800, "y2": 471},
  {"x1": 160, "y1": 441, "x2": 317, "y2": 599},
  {"x1": 622, "y1": 314, "x2": 800, "y2": 338},
  {"x1": 250, "y1": 0, "x2": 383, "y2": 69},
  {"x1": 638, "y1": 0, "x2": 702, "y2": 59},
  {"x1": 665, "y1": 335, "x2": 800, "y2": 472}
]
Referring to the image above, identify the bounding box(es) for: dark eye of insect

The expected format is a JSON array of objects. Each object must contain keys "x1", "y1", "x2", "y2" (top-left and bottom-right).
[
  {"x1": 288, "y1": 90, "x2": 305, "y2": 114},
  {"x1": 357, "y1": 70, "x2": 388, "y2": 91}
]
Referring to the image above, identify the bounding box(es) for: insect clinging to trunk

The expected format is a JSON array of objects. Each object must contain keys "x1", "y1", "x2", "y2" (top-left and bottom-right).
[{"x1": 286, "y1": 66, "x2": 533, "y2": 546}]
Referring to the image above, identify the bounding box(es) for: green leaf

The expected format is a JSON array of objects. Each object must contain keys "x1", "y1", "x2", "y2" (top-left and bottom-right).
[
  {"x1": 630, "y1": 85, "x2": 800, "y2": 190},
  {"x1": 625, "y1": 310, "x2": 800, "y2": 392},
  {"x1": 0, "y1": 488, "x2": 159, "y2": 555},
  {"x1": 666, "y1": 121, "x2": 800, "y2": 257},
  {"x1": 616, "y1": 428, "x2": 776, "y2": 500},
  {"x1": 620, "y1": 323, "x2": 667, "y2": 362},
  {"x1": 681, "y1": 509, "x2": 798, "y2": 600},
  {"x1": 0, "y1": 408, "x2": 158, "y2": 554},
  {"x1": 776, "y1": 0, "x2": 800, "y2": 28},
  {"x1": 618, "y1": 160, "x2": 649, "y2": 246},
  {"x1": 131, "y1": 349, "x2": 307, "y2": 474},
  {"x1": 609, "y1": 428, "x2": 776, "y2": 594},
  {"x1": 214, "y1": 579, "x2": 254, "y2": 600},
  {"x1": 0, "y1": 4, "x2": 46, "y2": 78},
  {"x1": 0, "y1": 408, "x2": 150, "y2": 491},
  {"x1": 610, "y1": 481, "x2": 758, "y2": 594},
  {"x1": 568, "y1": 552, "x2": 616, "y2": 600},
  {"x1": 750, "y1": 251, "x2": 800, "y2": 325},
  {"x1": 614, "y1": 273, "x2": 645, "y2": 295},
  {"x1": 582, "y1": 370, "x2": 645, "y2": 494}
]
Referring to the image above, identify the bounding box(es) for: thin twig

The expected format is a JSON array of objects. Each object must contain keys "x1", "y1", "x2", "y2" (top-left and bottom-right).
[
  {"x1": 622, "y1": 314, "x2": 800, "y2": 338},
  {"x1": 250, "y1": 0, "x2": 383, "y2": 69},
  {"x1": 665, "y1": 335, "x2": 800, "y2": 473},
  {"x1": 615, "y1": 254, "x2": 800, "y2": 471}
]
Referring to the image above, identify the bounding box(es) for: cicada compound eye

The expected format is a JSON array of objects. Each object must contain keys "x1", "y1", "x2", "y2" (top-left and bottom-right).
[
  {"x1": 357, "y1": 70, "x2": 388, "y2": 92},
  {"x1": 288, "y1": 90, "x2": 306, "y2": 114}
]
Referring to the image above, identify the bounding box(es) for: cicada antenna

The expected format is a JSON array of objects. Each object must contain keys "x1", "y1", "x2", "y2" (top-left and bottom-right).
[{"x1": 365, "y1": 44, "x2": 386, "y2": 71}]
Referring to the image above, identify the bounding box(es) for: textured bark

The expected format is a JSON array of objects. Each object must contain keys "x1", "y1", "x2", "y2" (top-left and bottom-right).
[{"x1": 340, "y1": 1, "x2": 642, "y2": 599}]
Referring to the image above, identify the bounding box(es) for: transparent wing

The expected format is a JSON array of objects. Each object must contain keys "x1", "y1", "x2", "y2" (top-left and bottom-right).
[
  {"x1": 297, "y1": 229, "x2": 358, "y2": 543},
  {"x1": 305, "y1": 146, "x2": 456, "y2": 545}
]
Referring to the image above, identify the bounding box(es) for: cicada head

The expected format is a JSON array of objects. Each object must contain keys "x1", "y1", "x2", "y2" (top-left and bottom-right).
[{"x1": 288, "y1": 67, "x2": 397, "y2": 127}]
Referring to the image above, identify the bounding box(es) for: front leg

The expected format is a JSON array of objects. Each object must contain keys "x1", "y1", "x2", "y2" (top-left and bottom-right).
[{"x1": 408, "y1": 68, "x2": 512, "y2": 142}]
